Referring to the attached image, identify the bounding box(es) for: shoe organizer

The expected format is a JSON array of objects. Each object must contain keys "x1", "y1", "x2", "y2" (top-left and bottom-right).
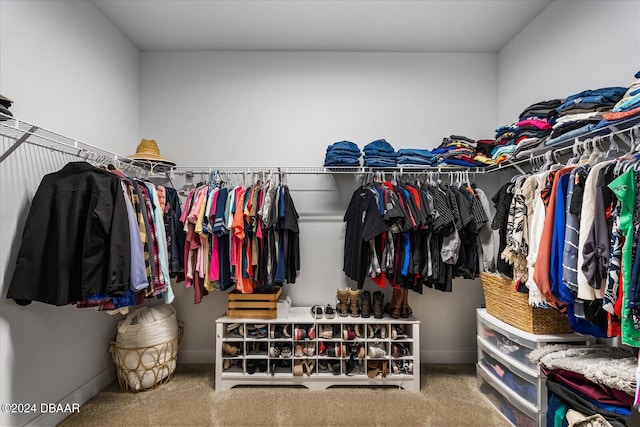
[{"x1": 216, "y1": 307, "x2": 420, "y2": 391}]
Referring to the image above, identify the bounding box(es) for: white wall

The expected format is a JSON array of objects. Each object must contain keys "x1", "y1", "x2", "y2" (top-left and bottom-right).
[
  {"x1": 140, "y1": 51, "x2": 498, "y2": 365},
  {"x1": 497, "y1": 0, "x2": 640, "y2": 125},
  {"x1": 0, "y1": 1, "x2": 139, "y2": 426}
]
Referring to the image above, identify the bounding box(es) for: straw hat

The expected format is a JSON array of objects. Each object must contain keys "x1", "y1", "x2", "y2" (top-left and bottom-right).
[{"x1": 128, "y1": 139, "x2": 175, "y2": 166}]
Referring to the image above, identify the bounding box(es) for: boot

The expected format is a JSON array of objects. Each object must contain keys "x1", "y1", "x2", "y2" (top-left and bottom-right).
[
  {"x1": 384, "y1": 287, "x2": 403, "y2": 319},
  {"x1": 336, "y1": 288, "x2": 349, "y2": 317},
  {"x1": 360, "y1": 290, "x2": 372, "y2": 318},
  {"x1": 401, "y1": 287, "x2": 413, "y2": 318},
  {"x1": 348, "y1": 288, "x2": 360, "y2": 317},
  {"x1": 372, "y1": 291, "x2": 384, "y2": 319}
]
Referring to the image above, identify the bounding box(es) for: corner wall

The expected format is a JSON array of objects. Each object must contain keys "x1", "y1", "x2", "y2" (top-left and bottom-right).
[
  {"x1": 0, "y1": 1, "x2": 139, "y2": 425},
  {"x1": 497, "y1": 0, "x2": 640, "y2": 125}
]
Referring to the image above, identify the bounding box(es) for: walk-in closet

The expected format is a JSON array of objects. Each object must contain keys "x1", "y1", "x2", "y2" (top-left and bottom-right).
[{"x1": 1, "y1": 1, "x2": 640, "y2": 426}]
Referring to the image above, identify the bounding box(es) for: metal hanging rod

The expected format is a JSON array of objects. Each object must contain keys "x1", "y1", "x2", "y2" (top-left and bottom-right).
[{"x1": 168, "y1": 165, "x2": 488, "y2": 176}]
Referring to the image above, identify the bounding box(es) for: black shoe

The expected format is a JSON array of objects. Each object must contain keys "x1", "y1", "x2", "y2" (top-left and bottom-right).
[
  {"x1": 360, "y1": 291, "x2": 372, "y2": 318},
  {"x1": 372, "y1": 291, "x2": 384, "y2": 319}
]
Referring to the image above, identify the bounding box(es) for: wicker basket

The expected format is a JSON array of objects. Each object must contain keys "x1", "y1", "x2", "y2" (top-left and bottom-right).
[
  {"x1": 480, "y1": 272, "x2": 573, "y2": 334},
  {"x1": 110, "y1": 323, "x2": 183, "y2": 392}
]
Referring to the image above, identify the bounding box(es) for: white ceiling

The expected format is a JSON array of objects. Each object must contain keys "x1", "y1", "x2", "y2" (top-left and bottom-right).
[{"x1": 91, "y1": 0, "x2": 552, "y2": 52}]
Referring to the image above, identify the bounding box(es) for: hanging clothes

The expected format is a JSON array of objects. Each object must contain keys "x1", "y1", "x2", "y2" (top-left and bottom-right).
[
  {"x1": 7, "y1": 161, "x2": 183, "y2": 310},
  {"x1": 180, "y1": 175, "x2": 301, "y2": 300},
  {"x1": 343, "y1": 175, "x2": 491, "y2": 294}
]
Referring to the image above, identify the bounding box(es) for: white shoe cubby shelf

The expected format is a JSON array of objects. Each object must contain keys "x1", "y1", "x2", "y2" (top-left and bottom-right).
[{"x1": 215, "y1": 307, "x2": 420, "y2": 391}]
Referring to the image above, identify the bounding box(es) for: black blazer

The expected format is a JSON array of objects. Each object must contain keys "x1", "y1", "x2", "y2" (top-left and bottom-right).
[{"x1": 8, "y1": 162, "x2": 130, "y2": 306}]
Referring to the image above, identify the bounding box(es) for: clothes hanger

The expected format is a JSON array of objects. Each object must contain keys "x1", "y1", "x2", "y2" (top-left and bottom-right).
[{"x1": 565, "y1": 139, "x2": 581, "y2": 166}]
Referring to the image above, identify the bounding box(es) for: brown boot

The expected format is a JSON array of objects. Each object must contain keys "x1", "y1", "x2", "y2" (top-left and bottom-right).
[
  {"x1": 348, "y1": 288, "x2": 360, "y2": 317},
  {"x1": 336, "y1": 288, "x2": 349, "y2": 317},
  {"x1": 384, "y1": 287, "x2": 403, "y2": 319},
  {"x1": 401, "y1": 287, "x2": 413, "y2": 318}
]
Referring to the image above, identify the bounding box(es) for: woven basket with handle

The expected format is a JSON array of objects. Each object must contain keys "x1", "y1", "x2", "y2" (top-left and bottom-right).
[{"x1": 480, "y1": 272, "x2": 573, "y2": 334}]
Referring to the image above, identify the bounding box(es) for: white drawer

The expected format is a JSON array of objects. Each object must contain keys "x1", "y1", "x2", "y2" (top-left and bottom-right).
[
  {"x1": 477, "y1": 337, "x2": 538, "y2": 406},
  {"x1": 477, "y1": 363, "x2": 537, "y2": 427}
]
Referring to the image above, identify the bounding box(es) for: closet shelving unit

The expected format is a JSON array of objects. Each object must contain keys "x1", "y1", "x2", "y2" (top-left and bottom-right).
[
  {"x1": 3, "y1": 112, "x2": 639, "y2": 181},
  {"x1": 0, "y1": 114, "x2": 157, "y2": 177}
]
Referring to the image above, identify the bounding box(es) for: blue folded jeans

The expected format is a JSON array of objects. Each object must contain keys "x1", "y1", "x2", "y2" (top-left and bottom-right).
[
  {"x1": 363, "y1": 148, "x2": 398, "y2": 158},
  {"x1": 326, "y1": 140, "x2": 361, "y2": 153},
  {"x1": 398, "y1": 155, "x2": 433, "y2": 165},
  {"x1": 363, "y1": 139, "x2": 395, "y2": 153},
  {"x1": 564, "y1": 87, "x2": 627, "y2": 104},
  {"x1": 364, "y1": 157, "x2": 397, "y2": 167},
  {"x1": 397, "y1": 148, "x2": 433, "y2": 157}
]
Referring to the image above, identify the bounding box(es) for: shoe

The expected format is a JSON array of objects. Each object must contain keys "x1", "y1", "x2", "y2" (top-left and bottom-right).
[
  {"x1": 318, "y1": 359, "x2": 328, "y2": 371},
  {"x1": 348, "y1": 288, "x2": 360, "y2": 317},
  {"x1": 294, "y1": 361, "x2": 304, "y2": 376},
  {"x1": 222, "y1": 343, "x2": 240, "y2": 357},
  {"x1": 272, "y1": 325, "x2": 283, "y2": 339},
  {"x1": 373, "y1": 325, "x2": 387, "y2": 339},
  {"x1": 319, "y1": 325, "x2": 333, "y2": 339},
  {"x1": 357, "y1": 345, "x2": 366, "y2": 360},
  {"x1": 367, "y1": 324, "x2": 375, "y2": 339},
  {"x1": 304, "y1": 361, "x2": 315, "y2": 376},
  {"x1": 280, "y1": 346, "x2": 292, "y2": 358},
  {"x1": 325, "y1": 304, "x2": 336, "y2": 319},
  {"x1": 385, "y1": 287, "x2": 403, "y2": 319},
  {"x1": 282, "y1": 324, "x2": 291, "y2": 338},
  {"x1": 303, "y1": 342, "x2": 315, "y2": 356},
  {"x1": 307, "y1": 326, "x2": 316, "y2": 340},
  {"x1": 342, "y1": 325, "x2": 356, "y2": 340},
  {"x1": 391, "y1": 325, "x2": 409, "y2": 340},
  {"x1": 269, "y1": 346, "x2": 280, "y2": 358},
  {"x1": 247, "y1": 361, "x2": 256, "y2": 375},
  {"x1": 354, "y1": 324, "x2": 362, "y2": 338},
  {"x1": 311, "y1": 305, "x2": 323, "y2": 319},
  {"x1": 259, "y1": 360, "x2": 268, "y2": 372},
  {"x1": 372, "y1": 291, "x2": 385, "y2": 319},
  {"x1": 380, "y1": 361, "x2": 388, "y2": 378},
  {"x1": 367, "y1": 361, "x2": 380, "y2": 378},
  {"x1": 360, "y1": 290, "x2": 372, "y2": 318},
  {"x1": 368, "y1": 345, "x2": 386, "y2": 358},
  {"x1": 223, "y1": 359, "x2": 231, "y2": 370},
  {"x1": 226, "y1": 323, "x2": 242, "y2": 337},
  {"x1": 294, "y1": 343, "x2": 304, "y2": 357},
  {"x1": 400, "y1": 287, "x2": 413, "y2": 318},
  {"x1": 327, "y1": 345, "x2": 341, "y2": 358},
  {"x1": 294, "y1": 327, "x2": 307, "y2": 340},
  {"x1": 336, "y1": 288, "x2": 349, "y2": 317}
]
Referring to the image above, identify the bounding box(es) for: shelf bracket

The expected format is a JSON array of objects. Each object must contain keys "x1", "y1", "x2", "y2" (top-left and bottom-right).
[{"x1": 0, "y1": 125, "x2": 39, "y2": 163}]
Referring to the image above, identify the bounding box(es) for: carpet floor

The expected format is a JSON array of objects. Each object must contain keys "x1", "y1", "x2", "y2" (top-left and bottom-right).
[{"x1": 58, "y1": 364, "x2": 510, "y2": 427}]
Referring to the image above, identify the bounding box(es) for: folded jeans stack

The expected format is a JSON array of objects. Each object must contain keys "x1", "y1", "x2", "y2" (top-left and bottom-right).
[
  {"x1": 396, "y1": 148, "x2": 434, "y2": 166},
  {"x1": 324, "y1": 140, "x2": 361, "y2": 167},
  {"x1": 363, "y1": 139, "x2": 397, "y2": 167}
]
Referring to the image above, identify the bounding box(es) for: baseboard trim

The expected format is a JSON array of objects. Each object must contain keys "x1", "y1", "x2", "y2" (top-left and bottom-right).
[
  {"x1": 178, "y1": 349, "x2": 215, "y2": 364},
  {"x1": 26, "y1": 366, "x2": 115, "y2": 427},
  {"x1": 420, "y1": 350, "x2": 476, "y2": 364}
]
